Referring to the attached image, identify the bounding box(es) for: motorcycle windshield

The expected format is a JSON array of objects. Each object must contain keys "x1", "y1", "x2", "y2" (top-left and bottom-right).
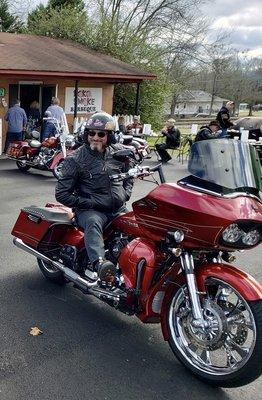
[{"x1": 187, "y1": 139, "x2": 262, "y2": 197}]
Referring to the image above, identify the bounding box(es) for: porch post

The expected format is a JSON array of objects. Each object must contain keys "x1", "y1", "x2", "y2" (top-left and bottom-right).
[
  {"x1": 135, "y1": 82, "x2": 141, "y2": 115},
  {"x1": 74, "y1": 80, "x2": 79, "y2": 118}
]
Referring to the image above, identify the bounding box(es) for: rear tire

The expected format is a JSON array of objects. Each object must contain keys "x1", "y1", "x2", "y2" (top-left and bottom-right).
[
  {"x1": 16, "y1": 160, "x2": 31, "y2": 172},
  {"x1": 166, "y1": 281, "x2": 262, "y2": 387},
  {"x1": 37, "y1": 258, "x2": 67, "y2": 284}
]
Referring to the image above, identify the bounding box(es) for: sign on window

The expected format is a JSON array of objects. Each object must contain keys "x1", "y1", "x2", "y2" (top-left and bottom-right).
[{"x1": 65, "y1": 87, "x2": 102, "y2": 114}]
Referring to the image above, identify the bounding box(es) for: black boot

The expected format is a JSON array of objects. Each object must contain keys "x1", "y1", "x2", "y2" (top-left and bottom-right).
[{"x1": 94, "y1": 258, "x2": 117, "y2": 281}]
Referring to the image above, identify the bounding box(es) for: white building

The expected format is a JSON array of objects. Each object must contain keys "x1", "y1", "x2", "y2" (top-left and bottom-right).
[{"x1": 168, "y1": 90, "x2": 228, "y2": 117}]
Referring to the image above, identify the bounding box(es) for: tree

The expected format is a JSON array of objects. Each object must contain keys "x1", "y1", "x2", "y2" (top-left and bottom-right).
[
  {"x1": 27, "y1": 5, "x2": 91, "y2": 44},
  {"x1": 0, "y1": 0, "x2": 23, "y2": 32},
  {"x1": 49, "y1": 0, "x2": 85, "y2": 11},
  {"x1": 27, "y1": 0, "x2": 208, "y2": 127}
]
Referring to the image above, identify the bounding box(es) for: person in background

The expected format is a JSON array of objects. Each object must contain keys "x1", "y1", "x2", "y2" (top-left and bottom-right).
[
  {"x1": 27, "y1": 101, "x2": 41, "y2": 130},
  {"x1": 118, "y1": 116, "x2": 127, "y2": 134},
  {"x1": 155, "y1": 118, "x2": 181, "y2": 163},
  {"x1": 194, "y1": 120, "x2": 220, "y2": 142},
  {"x1": 4, "y1": 99, "x2": 27, "y2": 153},
  {"x1": 46, "y1": 97, "x2": 64, "y2": 122},
  {"x1": 126, "y1": 116, "x2": 143, "y2": 135},
  {"x1": 216, "y1": 101, "x2": 234, "y2": 137},
  {"x1": 41, "y1": 111, "x2": 57, "y2": 141}
]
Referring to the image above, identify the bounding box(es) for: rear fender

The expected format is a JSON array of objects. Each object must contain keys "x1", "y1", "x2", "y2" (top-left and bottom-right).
[
  {"x1": 49, "y1": 151, "x2": 63, "y2": 169},
  {"x1": 50, "y1": 149, "x2": 74, "y2": 169},
  {"x1": 160, "y1": 262, "x2": 262, "y2": 341}
]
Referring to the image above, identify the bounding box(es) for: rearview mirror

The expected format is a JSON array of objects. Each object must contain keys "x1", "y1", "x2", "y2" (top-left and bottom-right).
[{"x1": 112, "y1": 149, "x2": 136, "y2": 162}]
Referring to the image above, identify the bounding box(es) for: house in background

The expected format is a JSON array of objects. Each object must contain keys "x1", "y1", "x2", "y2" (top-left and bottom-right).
[
  {"x1": 166, "y1": 90, "x2": 228, "y2": 117},
  {"x1": 0, "y1": 33, "x2": 155, "y2": 150}
]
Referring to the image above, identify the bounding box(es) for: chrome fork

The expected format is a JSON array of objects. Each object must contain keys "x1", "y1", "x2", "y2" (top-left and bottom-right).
[{"x1": 180, "y1": 252, "x2": 206, "y2": 327}]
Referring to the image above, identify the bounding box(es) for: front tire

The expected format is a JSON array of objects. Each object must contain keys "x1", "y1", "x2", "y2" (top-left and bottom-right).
[
  {"x1": 166, "y1": 279, "x2": 262, "y2": 387},
  {"x1": 16, "y1": 160, "x2": 31, "y2": 172},
  {"x1": 37, "y1": 258, "x2": 67, "y2": 284}
]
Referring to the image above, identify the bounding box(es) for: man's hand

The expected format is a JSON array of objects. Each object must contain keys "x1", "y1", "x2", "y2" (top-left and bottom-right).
[{"x1": 67, "y1": 210, "x2": 75, "y2": 220}]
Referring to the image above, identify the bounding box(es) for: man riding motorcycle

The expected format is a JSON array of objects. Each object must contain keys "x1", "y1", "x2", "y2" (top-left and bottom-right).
[{"x1": 55, "y1": 112, "x2": 134, "y2": 281}]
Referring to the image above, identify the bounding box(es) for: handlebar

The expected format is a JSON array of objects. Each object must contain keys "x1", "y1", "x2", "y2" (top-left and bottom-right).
[{"x1": 110, "y1": 163, "x2": 166, "y2": 183}]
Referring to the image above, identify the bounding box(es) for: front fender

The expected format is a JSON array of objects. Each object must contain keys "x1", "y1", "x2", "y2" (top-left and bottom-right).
[
  {"x1": 196, "y1": 263, "x2": 262, "y2": 301},
  {"x1": 161, "y1": 262, "x2": 262, "y2": 341}
]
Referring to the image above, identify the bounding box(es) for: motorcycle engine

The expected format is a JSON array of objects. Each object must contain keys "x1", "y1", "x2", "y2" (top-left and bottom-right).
[
  {"x1": 106, "y1": 233, "x2": 130, "y2": 263},
  {"x1": 35, "y1": 148, "x2": 56, "y2": 165}
]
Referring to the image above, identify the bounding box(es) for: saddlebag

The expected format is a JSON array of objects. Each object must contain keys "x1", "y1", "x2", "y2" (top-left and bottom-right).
[
  {"x1": 11, "y1": 205, "x2": 73, "y2": 249},
  {"x1": 6, "y1": 141, "x2": 29, "y2": 157}
]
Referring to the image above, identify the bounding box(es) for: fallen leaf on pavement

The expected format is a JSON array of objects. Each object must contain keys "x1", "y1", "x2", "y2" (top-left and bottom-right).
[{"x1": 29, "y1": 327, "x2": 43, "y2": 336}]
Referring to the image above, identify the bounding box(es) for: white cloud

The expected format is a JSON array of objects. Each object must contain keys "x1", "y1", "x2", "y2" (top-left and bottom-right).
[{"x1": 201, "y1": 0, "x2": 262, "y2": 55}]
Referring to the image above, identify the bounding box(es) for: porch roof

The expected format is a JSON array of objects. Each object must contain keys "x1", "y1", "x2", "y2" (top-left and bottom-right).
[{"x1": 0, "y1": 33, "x2": 156, "y2": 83}]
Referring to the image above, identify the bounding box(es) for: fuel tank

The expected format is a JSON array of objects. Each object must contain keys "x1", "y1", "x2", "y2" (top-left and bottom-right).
[{"x1": 132, "y1": 183, "x2": 262, "y2": 249}]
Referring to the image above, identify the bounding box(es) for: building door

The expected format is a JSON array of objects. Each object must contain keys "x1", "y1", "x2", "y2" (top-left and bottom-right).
[
  {"x1": 19, "y1": 84, "x2": 40, "y2": 115},
  {"x1": 42, "y1": 86, "x2": 56, "y2": 115},
  {"x1": 8, "y1": 84, "x2": 19, "y2": 107}
]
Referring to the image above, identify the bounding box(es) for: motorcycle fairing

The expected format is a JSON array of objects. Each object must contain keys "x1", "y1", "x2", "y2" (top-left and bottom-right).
[{"x1": 133, "y1": 183, "x2": 262, "y2": 250}]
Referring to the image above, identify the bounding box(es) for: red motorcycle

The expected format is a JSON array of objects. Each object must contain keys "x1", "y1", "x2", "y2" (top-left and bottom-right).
[
  {"x1": 11, "y1": 140, "x2": 262, "y2": 387},
  {"x1": 6, "y1": 118, "x2": 75, "y2": 179}
]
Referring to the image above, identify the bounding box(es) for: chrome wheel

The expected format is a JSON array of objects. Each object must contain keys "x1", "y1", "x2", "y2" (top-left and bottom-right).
[{"x1": 168, "y1": 279, "x2": 257, "y2": 377}]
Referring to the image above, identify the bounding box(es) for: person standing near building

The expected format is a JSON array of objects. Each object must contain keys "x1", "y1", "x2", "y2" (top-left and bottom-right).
[
  {"x1": 216, "y1": 101, "x2": 234, "y2": 137},
  {"x1": 46, "y1": 97, "x2": 64, "y2": 122},
  {"x1": 4, "y1": 99, "x2": 27, "y2": 153}
]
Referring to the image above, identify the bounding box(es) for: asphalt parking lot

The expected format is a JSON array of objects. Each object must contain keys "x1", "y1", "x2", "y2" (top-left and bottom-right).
[{"x1": 0, "y1": 154, "x2": 261, "y2": 400}]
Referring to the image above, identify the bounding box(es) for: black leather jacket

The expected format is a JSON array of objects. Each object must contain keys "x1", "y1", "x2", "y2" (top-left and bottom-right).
[
  {"x1": 55, "y1": 143, "x2": 134, "y2": 213},
  {"x1": 216, "y1": 106, "x2": 234, "y2": 129},
  {"x1": 194, "y1": 126, "x2": 217, "y2": 142},
  {"x1": 162, "y1": 127, "x2": 181, "y2": 148}
]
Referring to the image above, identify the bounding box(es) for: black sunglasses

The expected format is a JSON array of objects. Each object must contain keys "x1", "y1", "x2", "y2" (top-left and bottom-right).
[{"x1": 88, "y1": 131, "x2": 107, "y2": 138}]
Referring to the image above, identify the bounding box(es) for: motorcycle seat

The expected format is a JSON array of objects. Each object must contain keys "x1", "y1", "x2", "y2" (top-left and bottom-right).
[
  {"x1": 28, "y1": 140, "x2": 42, "y2": 148},
  {"x1": 22, "y1": 205, "x2": 73, "y2": 224}
]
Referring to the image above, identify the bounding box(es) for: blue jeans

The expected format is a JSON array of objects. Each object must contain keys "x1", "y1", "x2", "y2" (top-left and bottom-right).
[
  {"x1": 41, "y1": 122, "x2": 56, "y2": 141},
  {"x1": 76, "y1": 207, "x2": 127, "y2": 264},
  {"x1": 4, "y1": 131, "x2": 23, "y2": 153}
]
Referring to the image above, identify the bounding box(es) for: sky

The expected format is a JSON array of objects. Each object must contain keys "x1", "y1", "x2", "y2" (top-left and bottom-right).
[
  {"x1": 200, "y1": 0, "x2": 262, "y2": 57},
  {"x1": 20, "y1": 0, "x2": 262, "y2": 58}
]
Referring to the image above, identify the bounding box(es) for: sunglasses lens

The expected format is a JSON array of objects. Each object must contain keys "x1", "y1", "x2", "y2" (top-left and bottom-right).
[{"x1": 88, "y1": 131, "x2": 107, "y2": 138}]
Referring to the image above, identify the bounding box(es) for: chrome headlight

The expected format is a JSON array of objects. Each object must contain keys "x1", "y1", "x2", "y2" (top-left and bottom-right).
[
  {"x1": 222, "y1": 224, "x2": 244, "y2": 243},
  {"x1": 221, "y1": 222, "x2": 261, "y2": 248},
  {"x1": 242, "y1": 229, "x2": 261, "y2": 246}
]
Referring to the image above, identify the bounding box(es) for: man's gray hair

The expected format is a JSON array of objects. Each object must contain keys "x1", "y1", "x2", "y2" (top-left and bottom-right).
[{"x1": 52, "y1": 97, "x2": 60, "y2": 105}]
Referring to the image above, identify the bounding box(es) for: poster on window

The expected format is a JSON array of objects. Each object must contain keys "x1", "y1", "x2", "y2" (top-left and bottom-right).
[{"x1": 65, "y1": 87, "x2": 102, "y2": 114}]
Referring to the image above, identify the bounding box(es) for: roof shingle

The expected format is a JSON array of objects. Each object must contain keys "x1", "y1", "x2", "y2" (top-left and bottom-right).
[{"x1": 0, "y1": 33, "x2": 155, "y2": 81}]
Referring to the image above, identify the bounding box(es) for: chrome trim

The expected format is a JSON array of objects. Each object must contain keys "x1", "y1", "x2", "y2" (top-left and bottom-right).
[
  {"x1": 13, "y1": 237, "x2": 97, "y2": 288},
  {"x1": 179, "y1": 181, "x2": 261, "y2": 203},
  {"x1": 180, "y1": 252, "x2": 203, "y2": 321}
]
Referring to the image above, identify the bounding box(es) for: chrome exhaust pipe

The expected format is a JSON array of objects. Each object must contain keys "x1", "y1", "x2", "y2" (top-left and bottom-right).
[{"x1": 13, "y1": 237, "x2": 98, "y2": 289}]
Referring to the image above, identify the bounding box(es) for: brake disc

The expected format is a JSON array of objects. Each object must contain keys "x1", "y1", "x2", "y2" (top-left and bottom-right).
[{"x1": 182, "y1": 300, "x2": 228, "y2": 350}]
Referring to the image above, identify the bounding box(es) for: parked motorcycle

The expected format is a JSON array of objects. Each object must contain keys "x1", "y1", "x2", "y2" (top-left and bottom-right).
[
  {"x1": 6, "y1": 118, "x2": 75, "y2": 179},
  {"x1": 116, "y1": 131, "x2": 151, "y2": 161},
  {"x1": 74, "y1": 122, "x2": 151, "y2": 161},
  {"x1": 11, "y1": 139, "x2": 262, "y2": 387}
]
